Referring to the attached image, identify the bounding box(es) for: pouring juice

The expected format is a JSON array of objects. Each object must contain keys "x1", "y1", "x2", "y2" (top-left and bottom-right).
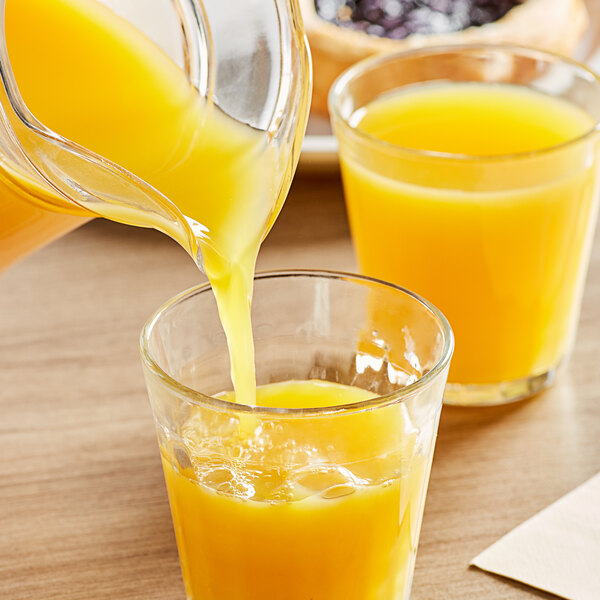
[
  {"x1": 3, "y1": 2, "x2": 448, "y2": 598},
  {"x1": 5, "y1": 0, "x2": 289, "y2": 404}
]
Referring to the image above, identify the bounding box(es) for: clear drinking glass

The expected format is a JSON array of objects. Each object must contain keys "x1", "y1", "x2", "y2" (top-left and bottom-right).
[
  {"x1": 330, "y1": 45, "x2": 600, "y2": 406},
  {"x1": 140, "y1": 270, "x2": 453, "y2": 600}
]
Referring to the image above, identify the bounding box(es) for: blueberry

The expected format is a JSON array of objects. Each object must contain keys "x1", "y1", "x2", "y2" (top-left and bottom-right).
[
  {"x1": 387, "y1": 25, "x2": 411, "y2": 38},
  {"x1": 314, "y1": 0, "x2": 521, "y2": 37},
  {"x1": 367, "y1": 23, "x2": 387, "y2": 35}
]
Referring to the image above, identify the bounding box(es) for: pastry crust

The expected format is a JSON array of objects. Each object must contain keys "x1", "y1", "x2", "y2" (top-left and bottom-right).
[{"x1": 301, "y1": 0, "x2": 589, "y2": 113}]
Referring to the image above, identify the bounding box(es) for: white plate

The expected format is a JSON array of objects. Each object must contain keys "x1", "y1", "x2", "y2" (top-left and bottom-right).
[{"x1": 299, "y1": 0, "x2": 600, "y2": 171}]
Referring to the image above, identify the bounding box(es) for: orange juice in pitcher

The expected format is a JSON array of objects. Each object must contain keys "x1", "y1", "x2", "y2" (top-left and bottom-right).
[{"x1": 3, "y1": 0, "x2": 309, "y2": 404}]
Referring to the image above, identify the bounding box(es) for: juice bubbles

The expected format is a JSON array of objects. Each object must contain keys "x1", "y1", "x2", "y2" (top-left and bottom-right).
[{"x1": 331, "y1": 48, "x2": 600, "y2": 405}]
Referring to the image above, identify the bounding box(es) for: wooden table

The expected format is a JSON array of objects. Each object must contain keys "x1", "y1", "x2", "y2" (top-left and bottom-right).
[{"x1": 1, "y1": 172, "x2": 599, "y2": 599}]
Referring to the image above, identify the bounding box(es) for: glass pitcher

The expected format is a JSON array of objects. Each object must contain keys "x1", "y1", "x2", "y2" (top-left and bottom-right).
[{"x1": 0, "y1": 0, "x2": 310, "y2": 272}]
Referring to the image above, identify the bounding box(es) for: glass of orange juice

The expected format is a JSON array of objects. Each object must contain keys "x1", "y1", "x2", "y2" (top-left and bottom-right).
[
  {"x1": 140, "y1": 270, "x2": 452, "y2": 600},
  {"x1": 330, "y1": 45, "x2": 600, "y2": 406}
]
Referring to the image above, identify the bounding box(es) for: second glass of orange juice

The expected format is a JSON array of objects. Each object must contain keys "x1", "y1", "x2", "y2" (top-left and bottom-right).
[{"x1": 330, "y1": 45, "x2": 600, "y2": 406}]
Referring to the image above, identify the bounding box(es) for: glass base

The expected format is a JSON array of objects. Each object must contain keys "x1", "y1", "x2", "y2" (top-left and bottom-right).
[{"x1": 443, "y1": 368, "x2": 556, "y2": 407}]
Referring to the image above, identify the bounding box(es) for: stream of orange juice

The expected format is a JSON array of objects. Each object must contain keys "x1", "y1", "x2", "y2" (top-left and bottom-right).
[
  {"x1": 341, "y1": 83, "x2": 598, "y2": 385},
  {"x1": 162, "y1": 379, "x2": 429, "y2": 600},
  {"x1": 4, "y1": 3, "x2": 429, "y2": 597},
  {"x1": 5, "y1": 0, "x2": 291, "y2": 404}
]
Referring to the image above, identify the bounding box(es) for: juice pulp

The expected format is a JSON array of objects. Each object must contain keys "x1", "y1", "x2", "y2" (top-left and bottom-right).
[
  {"x1": 5, "y1": 0, "x2": 302, "y2": 404},
  {"x1": 340, "y1": 83, "x2": 599, "y2": 384},
  {"x1": 162, "y1": 380, "x2": 430, "y2": 600}
]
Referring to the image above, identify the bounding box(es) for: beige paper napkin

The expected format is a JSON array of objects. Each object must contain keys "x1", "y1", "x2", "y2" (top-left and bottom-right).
[{"x1": 471, "y1": 473, "x2": 600, "y2": 600}]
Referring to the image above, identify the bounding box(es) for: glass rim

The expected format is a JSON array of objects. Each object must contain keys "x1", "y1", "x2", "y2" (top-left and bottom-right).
[
  {"x1": 328, "y1": 43, "x2": 600, "y2": 163},
  {"x1": 139, "y1": 269, "x2": 454, "y2": 417}
]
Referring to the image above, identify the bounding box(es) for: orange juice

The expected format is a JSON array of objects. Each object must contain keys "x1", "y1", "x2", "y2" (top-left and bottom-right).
[
  {"x1": 339, "y1": 83, "x2": 599, "y2": 386},
  {"x1": 0, "y1": 174, "x2": 84, "y2": 272},
  {"x1": 161, "y1": 379, "x2": 429, "y2": 600},
  {"x1": 4, "y1": 0, "x2": 308, "y2": 405}
]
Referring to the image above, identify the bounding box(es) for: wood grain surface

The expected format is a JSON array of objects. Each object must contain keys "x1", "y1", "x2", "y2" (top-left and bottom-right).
[{"x1": 1, "y1": 174, "x2": 599, "y2": 599}]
